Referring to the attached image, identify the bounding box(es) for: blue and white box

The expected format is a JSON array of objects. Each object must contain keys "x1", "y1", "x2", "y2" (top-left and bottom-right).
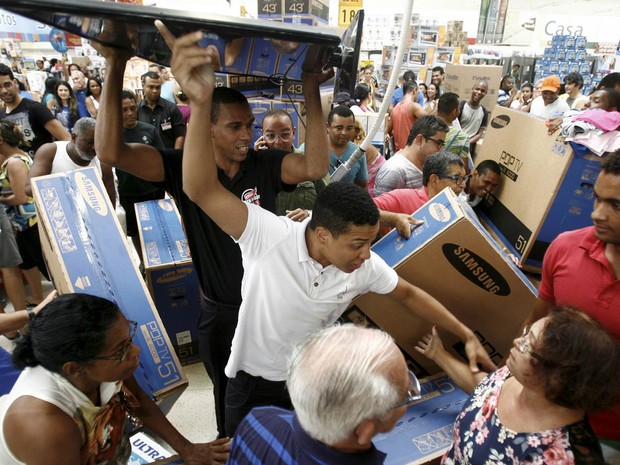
[
  {"x1": 32, "y1": 168, "x2": 187, "y2": 413},
  {"x1": 136, "y1": 199, "x2": 202, "y2": 366}
]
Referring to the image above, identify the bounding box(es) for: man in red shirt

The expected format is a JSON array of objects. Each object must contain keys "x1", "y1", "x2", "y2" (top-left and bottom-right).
[
  {"x1": 531, "y1": 150, "x2": 620, "y2": 448},
  {"x1": 387, "y1": 82, "x2": 427, "y2": 152}
]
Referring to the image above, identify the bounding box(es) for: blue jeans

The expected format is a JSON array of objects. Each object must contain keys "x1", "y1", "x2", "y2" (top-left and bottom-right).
[{"x1": 225, "y1": 370, "x2": 292, "y2": 436}]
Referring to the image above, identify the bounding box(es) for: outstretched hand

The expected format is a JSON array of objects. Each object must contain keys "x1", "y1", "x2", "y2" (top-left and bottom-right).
[
  {"x1": 181, "y1": 438, "x2": 231, "y2": 465},
  {"x1": 415, "y1": 326, "x2": 444, "y2": 361},
  {"x1": 155, "y1": 21, "x2": 220, "y2": 106}
]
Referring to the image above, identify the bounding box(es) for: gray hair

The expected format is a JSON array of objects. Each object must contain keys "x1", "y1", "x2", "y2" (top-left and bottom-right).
[
  {"x1": 73, "y1": 117, "x2": 96, "y2": 137},
  {"x1": 287, "y1": 324, "x2": 400, "y2": 445},
  {"x1": 422, "y1": 151, "x2": 465, "y2": 186}
]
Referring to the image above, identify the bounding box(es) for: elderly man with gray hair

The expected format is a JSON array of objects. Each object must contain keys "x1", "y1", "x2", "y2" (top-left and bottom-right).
[
  {"x1": 227, "y1": 324, "x2": 419, "y2": 464},
  {"x1": 25, "y1": 117, "x2": 115, "y2": 204}
]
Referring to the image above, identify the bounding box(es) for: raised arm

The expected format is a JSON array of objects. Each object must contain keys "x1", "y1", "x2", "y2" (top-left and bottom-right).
[
  {"x1": 91, "y1": 38, "x2": 164, "y2": 182},
  {"x1": 387, "y1": 277, "x2": 497, "y2": 373},
  {"x1": 25, "y1": 143, "x2": 56, "y2": 196},
  {"x1": 416, "y1": 326, "x2": 487, "y2": 393},
  {"x1": 280, "y1": 47, "x2": 333, "y2": 185},
  {"x1": 156, "y1": 22, "x2": 248, "y2": 239}
]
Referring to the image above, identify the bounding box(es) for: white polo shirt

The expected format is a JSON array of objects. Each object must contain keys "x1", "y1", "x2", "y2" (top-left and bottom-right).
[{"x1": 225, "y1": 203, "x2": 399, "y2": 381}]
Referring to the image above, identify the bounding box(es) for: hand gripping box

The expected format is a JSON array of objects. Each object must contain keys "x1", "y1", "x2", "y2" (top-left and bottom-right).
[
  {"x1": 31, "y1": 168, "x2": 187, "y2": 413},
  {"x1": 374, "y1": 373, "x2": 469, "y2": 465},
  {"x1": 136, "y1": 199, "x2": 201, "y2": 366},
  {"x1": 347, "y1": 188, "x2": 537, "y2": 378},
  {"x1": 475, "y1": 106, "x2": 605, "y2": 272},
  {"x1": 443, "y1": 64, "x2": 504, "y2": 112}
]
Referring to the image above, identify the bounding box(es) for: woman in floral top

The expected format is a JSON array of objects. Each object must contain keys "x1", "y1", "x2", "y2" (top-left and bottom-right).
[{"x1": 416, "y1": 307, "x2": 620, "y2": 464}]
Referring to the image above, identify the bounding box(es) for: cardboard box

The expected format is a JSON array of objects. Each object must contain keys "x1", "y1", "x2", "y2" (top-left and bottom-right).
[
  {"x1": 32, "y1": 168, "x2": 187, "y2": 413},
  {"x1": 136, "y1": 199, "x2": 202, "y2": 366},
  {"x1": 348, "y1": 188, "x2": 537, "y2": 378},
  {"x1": 374, "y1": 373, "x2": 469, "y2": 465},
  {"x1": 443, "y1": 64, "x2": 503, "y2": 112},
  {"x1": 475, "y1": 106, "x2": 605, "y2": 272}
]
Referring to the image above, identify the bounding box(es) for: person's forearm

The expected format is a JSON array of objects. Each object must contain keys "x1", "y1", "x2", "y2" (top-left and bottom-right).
[
  {"x1": 0, "y1": 310, "x2": 30, "y2": 334},
  {"x1": 430, "y1": 347, "x2": 482, "y2": 394},
  {"x1": 95, "y1": 57, "x2": 127, "y2": 165},
  {"x1": 300, "y1": 74, "x2": 329, "y2": 180},
  {"x1": 174, "y1": 136, "x2": 185, "y2": 150},
  {"x1": 183, "y1": 98, "x2": 215, "y2": 201}
]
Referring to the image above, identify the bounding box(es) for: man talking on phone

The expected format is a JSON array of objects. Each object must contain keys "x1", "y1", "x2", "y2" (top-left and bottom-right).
[{"x1": 254, "y1": 108, "x2": 329, "y2": 221}]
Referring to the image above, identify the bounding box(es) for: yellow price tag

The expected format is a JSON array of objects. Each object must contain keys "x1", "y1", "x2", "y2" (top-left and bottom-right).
[{"x1": 338, "y1": 0, "x2": 362, "y2": 27}]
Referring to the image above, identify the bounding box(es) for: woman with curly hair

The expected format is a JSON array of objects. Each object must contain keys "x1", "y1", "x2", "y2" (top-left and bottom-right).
[
  {"x1": 416, "y1": 306, "x2": 620, "y2": 464},
  {"x1": 47, "y1": 80, "x2": 79, "y2": 131}
]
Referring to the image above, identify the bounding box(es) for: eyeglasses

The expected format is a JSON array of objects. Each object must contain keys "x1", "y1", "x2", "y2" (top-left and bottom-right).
[
  {"x1": 518, "y1": 325, "x2": 545, "y2": 363},
  {"x1": 263, "y1": 132, "x2": 293, "y2": 143},
  {"x1": 437, "y1": 173, "x2": 471, "y2": 186},
  {"x1": 91, "y1": 320, "x2": 138, "y2": 362},
  {"x1": 392, "y1": 369, "x2": 422, "y2": 409},
  {"x1": 424, "y1": 136, "x2": 445, "y2": 149}
]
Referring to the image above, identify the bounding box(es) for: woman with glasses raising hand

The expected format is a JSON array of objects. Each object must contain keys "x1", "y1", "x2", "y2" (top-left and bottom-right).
[
  {"x1": 416, "y1": 307, "x2": 620, "y2": 464},
  {"x1": 0, "y1": 293, "x2": 230, "y2": 465}
]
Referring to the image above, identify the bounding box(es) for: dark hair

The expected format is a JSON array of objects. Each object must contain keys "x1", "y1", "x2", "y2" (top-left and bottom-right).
[
  {"x1": 599, "y1": 88, "x2": 620, "y2": 112},
  {"x1": 263, "y1": 108, "x2": 294, "y2": 128},
  {"x1": 402, "y1": 81, "x2": 418, "y2": 96},
  {"x1": 120, "y1": 90, "x2": 137, "y2": 106},
  {"x1": 521, "y1": 82, "x2": 533, "y2": 93},
  {"x1": 531, "y1": 307, "x2": 620, "y2": 411},
  {"x1": 85, "y1": 76, "x2": 102, "y2": 97},
  {"x1": 601, "y1": 149, "x2": 620, "y2": 176},
  {"x1": 44, "y1": 77, "x2": 58, "y2": 95},
  {"x1": 211, "y1": 87, "x2": 249, "y2": 123},
  {"x1": 0, "y1": 63, "x2": 15, "y2": 80},
  {"x1": 12, "y1": 293, "x2": 122, "y2": 372},
  {"x1": 68, "y1": 63, "x2": 81, "y2": 74},
  {"x1": 141, "y1": 71, "x2": 161, "y2": 85},
  {"x1": 0, "y1": 119, "x2": 25, "y2": 147},
  {"x1": 500, "y1": 75, "x2": 513, "y2": 89},
  {"x1": 563, "y1": 72, "x2": 583, "y2": 89},
  {"x1": 438, "y1": 92, "x2": 460, "y2": 115},
  {"x1": 309, "y1": 182, "x2": 379, "y2": 237},
  {"x1": 431, "y1": 66, "x2": 444, "y2": 75},
  {"x1": 406, "y1": 115, "x2": 449, "y2": 147},
  {"x1": 50, "y1": 58, "x2": 58, "y2": 67},
  {"x1": 353, "y1": 83, "x2": 371, "y2": 103},
  {"x1": 427, "y1": 83, "x2": 441, "y2": 100},
  {"x1": 419, "y1": 83, "x2": 428, "y2": 95},
  {"x1": 403, "y1": 70, "x2": 416, "y2": 82},
  {"x1": 328, "y1": 105, "x2": 355, "y2": 124},
  {"x1": 596, "y1": 72, "x2": 620, "y2": 91},
  {"x1": 475, "y1": 159, "x2": 501, "y2": 176},
  {"x1": 52, "y1": 80, "x2": 79, "y2": 127},
  {"x1": 422, "y1": 151, "x2": 464, "y2": 186}
]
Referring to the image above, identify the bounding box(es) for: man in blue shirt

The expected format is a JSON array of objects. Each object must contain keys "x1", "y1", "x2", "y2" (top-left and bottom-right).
[{"x1": 228, "y1": 324, "x2": 417, "y2": 464}]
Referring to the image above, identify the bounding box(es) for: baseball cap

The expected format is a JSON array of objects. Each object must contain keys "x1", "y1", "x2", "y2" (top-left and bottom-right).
[{"x1": 541, "y1": 75, "x2": 561, "y2": 92}]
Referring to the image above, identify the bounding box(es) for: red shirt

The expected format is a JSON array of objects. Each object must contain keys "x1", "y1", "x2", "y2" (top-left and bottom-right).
[
  {"x1": 373, "y1": 187, "x2": 429, "y2": 215},
  {"x1": 539, "y1": 226, "x2": 620, "y2": 439},
  {"x1": 391, "y1": 101, "x2": 418, "y2": 152}
]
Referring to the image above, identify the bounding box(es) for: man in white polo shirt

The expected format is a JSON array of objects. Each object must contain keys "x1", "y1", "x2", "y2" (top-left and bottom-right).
[{"x1": 173, "y1": 28, "x2": 497, "y2": 436}]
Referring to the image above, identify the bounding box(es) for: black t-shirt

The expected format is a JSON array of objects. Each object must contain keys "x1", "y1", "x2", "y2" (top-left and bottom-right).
[
  {"x1": 0, "y1": 98, "x2": 55, "y2": 156},
  {"x1": 158, "y1": 148, "x2": 294, "y2": 305},
  {"x1": 119, "y1": 121, "x2": 165, "y2": 196},
  {"x1": 137, "y1": 98, "x2": 186, "y2": 150}
]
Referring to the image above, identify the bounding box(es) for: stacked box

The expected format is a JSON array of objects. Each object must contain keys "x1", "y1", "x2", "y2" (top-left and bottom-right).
[
  {"x1": 136, "y1": 199, "x2": 202, "y2": 366},
  {"x1": 476, "y1": 106, "x2": 605, "y2": 272},
  {"x1": 347, "y1": 188, "x2": 537, "y2": 378},
  {"x1": 249, "y1": 98, "x2": 273, "y2": 147},
  {"x1": 538, "y1": 34, "x2": 593, "y2": 93},
  {"x1": 443, "y1": 64, "x2": 504, "y2": 111},
  {"x1": 282, "y1": 0, "x2": 328, "y2": 24},
  {"x1": 32, "y1": 168, "x2": 187, "y2": 413}
]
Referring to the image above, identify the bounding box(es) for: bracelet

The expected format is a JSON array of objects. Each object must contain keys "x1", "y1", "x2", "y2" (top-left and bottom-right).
[{"x1": 26, "y1": 307, "x2": 35, "y2": 322}]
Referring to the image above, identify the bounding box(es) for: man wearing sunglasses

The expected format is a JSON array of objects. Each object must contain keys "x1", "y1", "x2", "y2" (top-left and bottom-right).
[
  {"x1": 254, "y1": 109, "x2": 329, "y2": 219},
  {"x1": 374, "y1": 151, "x2": 467, "y2": 225},
  {"x1": 228, "y1": 324, "x2": 420, "y2": 464},
  {"x1": 374, "y1": 115, "x2": 448, "y2": 197}
]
